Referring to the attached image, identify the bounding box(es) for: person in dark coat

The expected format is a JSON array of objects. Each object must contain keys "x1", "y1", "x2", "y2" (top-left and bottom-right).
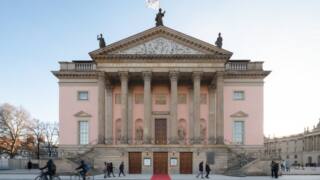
[
  {"x1": 103, "y1": 162, "x2": 108, "y2": 178},
  {"x1": 40, "y1": 159, "x2": 56, "y2": 180},
  {"x1": 109, "y1": 162, "x2": 115, "y2": 177},
  {"x1": 274, "y1": 161, "x2": 279, "y2": 178},
  {"x1": 271, "y1": 160, "x2": 275, "y2": 178},
  {"x1": 75, "y1": 160, "x2": 89, "y2": 180},
  {"x1": 205, "y1": 162, "x2": 211, "y2": 178},
  {"x1": 27, "y1": 160, "x2": 32, "y2": 170},
  {"x1": 118, "y1": 161, "x2": 125, "y2": 177},
  {"x1": 196, "y1": 161, "x2": 204, "y2": 178}
]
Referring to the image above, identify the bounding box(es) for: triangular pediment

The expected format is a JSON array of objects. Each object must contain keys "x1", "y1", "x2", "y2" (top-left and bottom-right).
[
  {"x1": 74, "y1": 111, "x2": 92, "y2": 118},
  {"x1": 230, "y1": 111, "x2": 248, "y2": 118},
  {"x1": 89, "y1": 26, "x2": 232, "y2": 59}
]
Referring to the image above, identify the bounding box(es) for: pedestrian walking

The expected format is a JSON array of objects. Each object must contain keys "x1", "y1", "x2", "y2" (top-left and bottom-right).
[
  {"x1": 27, "y1": 160, "x2": 32, "y2": 170},
  {"x1": 109, "y1": 162, "x2": 115, "y2": 177},
  {"x1": 118, "y1": 161, "x2": 125, "y2": 177},
  {"x1": 103, "y1": 162, "x2": 109, "y2": 178},
  {"x1": 205, "y1": 162, "x2": 211, "y2": 179},
  {"x1": 271, "y1": 160, "x2": 275, "y2": 178},
  {"x1": 274, "y1": 161, "x2": 279, "y2": 178},
  {"x1": 196, "y1": 161, "x2": 204, "y2": 178}
]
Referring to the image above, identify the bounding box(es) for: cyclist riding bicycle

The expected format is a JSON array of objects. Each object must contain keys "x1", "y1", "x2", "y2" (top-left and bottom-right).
[
  {"x1": 75, "y1": 160, "x2": 89, "y2": 180},
  {"x1": 39, "y1": 159, "x2": 56, "y2": 180}
]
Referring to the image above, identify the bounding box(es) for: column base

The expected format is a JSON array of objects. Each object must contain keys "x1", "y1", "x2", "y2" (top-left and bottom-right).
[
  {"x1": 104, "y1": 138, "x2": 113, "y2": 145},
  {"x1": 208, "y1": 137, "x2": 216, "y2": 144},
  {"x1": 216, "y1": 136, "x2": 225, "y2": 144}
]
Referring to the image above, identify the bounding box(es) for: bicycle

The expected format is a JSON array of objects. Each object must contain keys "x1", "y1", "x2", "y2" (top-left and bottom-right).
[
  {"x1": 34, "y1": 169, "x2": 61, "y2": 180},
  {"x1": 70, "y1": 170, "x2": 92, "y2": 180}
]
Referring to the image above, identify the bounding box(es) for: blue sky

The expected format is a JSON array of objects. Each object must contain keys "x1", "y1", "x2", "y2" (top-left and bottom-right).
[{"x1": 1, "y1": 0, "x2": 320, "y2": 137}]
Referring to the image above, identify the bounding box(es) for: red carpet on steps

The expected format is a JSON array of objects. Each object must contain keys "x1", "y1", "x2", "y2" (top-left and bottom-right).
[{"x1": 151, "y1": 174, "x2": 171, "y2": 180}]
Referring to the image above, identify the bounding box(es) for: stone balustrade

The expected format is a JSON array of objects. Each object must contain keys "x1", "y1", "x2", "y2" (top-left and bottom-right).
[
  {"x1": 59, "y1": 61, "x2": 96, "y2": 71},
  {"x1": 226, "y1": 60, "x2": 264, "y2": 71}
]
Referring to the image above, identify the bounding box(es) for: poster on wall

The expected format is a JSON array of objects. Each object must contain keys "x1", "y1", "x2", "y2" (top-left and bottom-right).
[
  {"x1": 170, "y1": 158, "x2": 177, "y2": 166},
  {"x1": 144, "y1": 158, "x2": 151, "y2": 166}
]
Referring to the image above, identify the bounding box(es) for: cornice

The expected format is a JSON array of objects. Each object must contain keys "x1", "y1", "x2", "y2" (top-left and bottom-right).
[
  {"x1": 52, "y1": 71, "x2": 98, "y2": 79},
  {"x1": 224, "y1": 70, "x2": 271, "y2": 79}
]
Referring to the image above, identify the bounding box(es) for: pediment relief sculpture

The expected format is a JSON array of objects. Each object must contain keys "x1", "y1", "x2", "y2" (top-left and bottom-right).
[
  {"x1": 74, "y1": 111, "x2": 92, "y2": 117},
  {"x1": 115, "y1": 37, "x2": 204, "y2": 55},
  {"x1": 230, "y1": 111, "x2": 249, "y2": 118}
]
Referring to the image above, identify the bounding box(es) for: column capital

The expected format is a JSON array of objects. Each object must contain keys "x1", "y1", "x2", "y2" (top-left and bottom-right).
[
  {"x1": 142, "y1": 71, "x2": 152, "y2": 80},
  {"x1": 192, "y1": 72, "x2": 202, "y2": 80},
  {"x1": 169, "y1": 71, "x2": 179, "y2": 81},
  {"x1": 119, "y1": 71, "x2": 129, "y2": 80},
  {"x1": 216, "y1": 71, "x2": 224, "y2": 78},
  {"x1": 97, "y1": 71, "x2": 105, "y2": 78}
]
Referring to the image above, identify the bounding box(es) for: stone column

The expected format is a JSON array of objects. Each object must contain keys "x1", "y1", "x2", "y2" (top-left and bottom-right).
[
  {"x1": 216, "y1": 71, "x2": 225, "y2": 144},
  {"x1": 170, "y1": 71, "x2": 179, "y2": 144},
  {"x1": 193, "y1": 72, "x2": 202, "y2": 144},
  {"x1": 120, "y1": 71, "x2": 128, "y2": 144},
  {"x1": 188, "y1": 86, "x2": 194, "y2": 144},
  {"x1": 105, "y1": 83, "x2": 113, "y2": 144},
  {"x1": 128, "y1": 87, "x2": 133, "y2": 144},
  {"x1": 98, "y1": 72, "x2": 106, "y2": 144},
  {"x1": 143, "y1": 71, "x2": 152, "y2": 144},
  {"x1": 208, "y1": 83, "x2": 216, "y2": 144}
]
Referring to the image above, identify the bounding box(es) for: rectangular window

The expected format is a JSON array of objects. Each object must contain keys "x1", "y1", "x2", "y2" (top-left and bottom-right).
[
  {"x1": 135, "y1": 94, "x2": 144, "y2": 104},
  {"x1": 78, "y1": 91, "x2": 89, "y2": 100},
  {"x1": 200, "y1": 93, "x2": 207, "y2": 104},
  {"x1": 178, "y1": 93, "x2": 187, "y2": 104},
  {"x1": 115, "y1": 93, "x2": 121, "y2": 104},
  {"x1": 233, "y1": 91, "x2": 245, "y2": 100},
  {"x1": 233, "y1": 121, "x2": 244, "y2": 144},
  {"x1": 79, "y1": 121, "x2": 89, "y2": 145},
  {"x1": 155, "y1": 94, "x2": 167, "y2": 105}
]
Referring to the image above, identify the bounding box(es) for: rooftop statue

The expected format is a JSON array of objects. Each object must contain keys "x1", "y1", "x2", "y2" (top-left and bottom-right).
[
  {"x1": 155, "y1": 8, "x2": 165, "y2": 26},
  {"x1": 97, "y1": 34, "x2": 106, "y2": 48},
  {"x1": 215, "y1": 32, "x2": 223, "y2": 48}
]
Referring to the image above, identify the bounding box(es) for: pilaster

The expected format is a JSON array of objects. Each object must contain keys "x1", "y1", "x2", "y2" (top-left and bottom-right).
[{"x1": 208, "y1": 83, "x2": 216, "y2": 144}]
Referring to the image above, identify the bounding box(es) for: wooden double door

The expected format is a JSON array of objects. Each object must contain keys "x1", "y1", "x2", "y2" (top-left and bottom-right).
[
  {"x1": 128, "y1": 152, "x2": 142, "y2": 174},
  {"x1": 180, "y1": 152, "x2": 193, "y2": 174},
  {"x1": 153, "y1": 152, "x2": 168, "y2": 174},
  {"x1": 155, "y1": 119, "x2": 167, "y2": 144}
]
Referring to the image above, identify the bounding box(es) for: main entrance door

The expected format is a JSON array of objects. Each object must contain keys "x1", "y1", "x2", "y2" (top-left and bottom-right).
[
  {"x1": 153, "y1": 152, "x2": 168, "y2": 174},
  {"x1": 155, "y1": 119, "x2": 167, "y2": 144},
  {"x1": 128, "y1": 152, "x2": 142, "y2": 174},
  {"x1": 180, "y1": 152, "x2": 193, "y2": 174}
]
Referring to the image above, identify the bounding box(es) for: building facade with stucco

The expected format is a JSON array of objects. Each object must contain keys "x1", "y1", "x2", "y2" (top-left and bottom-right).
[
  {"x1": 52, "y1": 25, "x2": 270, "y2": 174},
  {"x1": 264, "y1": 120, "x2": 320, "y2": 167}
]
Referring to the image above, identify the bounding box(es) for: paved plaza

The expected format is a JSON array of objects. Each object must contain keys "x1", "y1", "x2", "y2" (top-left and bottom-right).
[{"x1": 1, "y1": 170, "x2": 320, "y2": 180}]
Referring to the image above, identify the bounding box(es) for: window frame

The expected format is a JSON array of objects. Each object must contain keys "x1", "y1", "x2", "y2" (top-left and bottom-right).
[
  {"x1": 233, "y1": 90, "x2": 245, "y2": 101},
  {"x1": 78, "y1": 120, "x2": 89, "y2": 145},
  {"x1": 77, "y1": 91, "x2": 89, "y2": 101},
  {"x1": 232, "y1": 120, "x2": 245, "y2": 145}
]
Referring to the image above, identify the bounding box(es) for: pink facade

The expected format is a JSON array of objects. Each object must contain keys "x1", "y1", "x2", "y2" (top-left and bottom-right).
[
  {"x1": 224, "y1": 84, "x2": 264, "y2": 145},
  {"x1": 59, "y1": 84, "x2": 98, "y2": 145}
]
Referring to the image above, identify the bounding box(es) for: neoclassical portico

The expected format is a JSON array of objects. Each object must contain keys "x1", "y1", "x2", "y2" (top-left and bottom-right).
[
  {"x1": 53, "y1": 25, "x2": 270, "y2": 174},
  {"x1": 96, "y1": 70, "x2": 226, "y2": 145}
]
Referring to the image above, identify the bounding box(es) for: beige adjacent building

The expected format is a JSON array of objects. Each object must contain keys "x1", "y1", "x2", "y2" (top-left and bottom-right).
[{"x1": 264, "y1": 120, "x2": 320, "y2": 166}]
